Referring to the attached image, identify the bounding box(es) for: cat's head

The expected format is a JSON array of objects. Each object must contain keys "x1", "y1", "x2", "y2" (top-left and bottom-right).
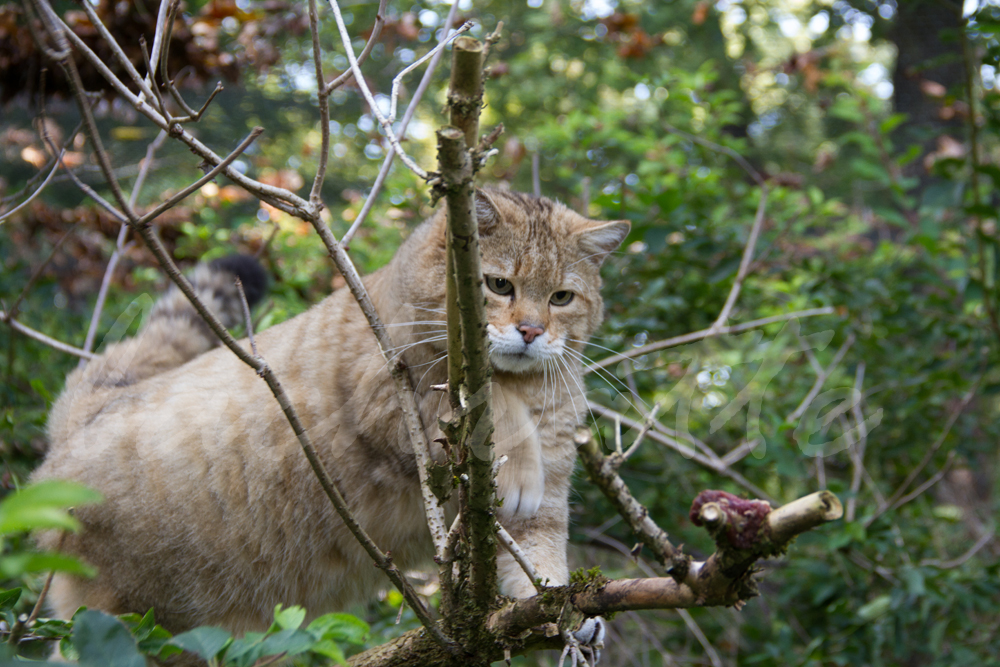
[{"x1": 419, "y1": 188, "x2": 629, "y2": 375}]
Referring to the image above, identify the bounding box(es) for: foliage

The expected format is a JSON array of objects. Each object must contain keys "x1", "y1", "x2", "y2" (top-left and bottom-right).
[{"x1": 1, "y1": 0, "x2": 998, "y2": 665}]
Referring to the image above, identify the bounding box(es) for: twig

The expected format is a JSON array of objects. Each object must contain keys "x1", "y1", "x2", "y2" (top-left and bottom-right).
[
  {"x1": 846, "y1": 363, "x2": 867, "y2": 523},
  {"x1": 576, "y1": 430, "x2": 680, "y2": 571},
  {"x1": 888, "y1": 452, "x2": 956, "y2": 513},
  {"x1": 709, "y1": 186, "x2": 768, "y2": 331},
  {"x1": 234, "y1": 278, "x2": 258, "y2": 358},
  {"x1": 0, "y1": 151, "x2": 64, "y2": 224},
  {"x1": 323, "y1": 0, "x2": 389, "y2": 95},
  {"x1": 325, "y1": 0, "x2": 433, "y2": 180},
  {"x1": 79, "y1": 129, "x2": 167, "y2": 360},
  {"x1": 921, "y1": 526, "x2": 995, "y2": 569},
  {"x1": 585, "y1": 307, "x2": 836, "y2": 374},
  {"x1": 587, "y1": 403, "x2": 774, "y2": 502},
  {"x1": 786, "y1": 333, "x2": 855, "y2": 423},
  {"x1": 497, "y1": 522, "x2": 544, "y2": 593},
  {"x1": 137, "y1": 127, "x2": 265, "y2": 225},
  {"x1": 620, "y1": 402, "x2": 660, "y2": 462},
  {"x1": 307, "y1": 0, "x2": 330, "y2": 207},
  {"x1": 865, "y1": 381, "x2": 979, "y2": 527},
  {"x1": 5, "y1": 228, "x2": 73, "y2": 321},
  {"x1": 341, "y1": 1, "x2": 461, "y2": 248},
  {"x1": 25, "y1": 571, "x2": 54, "y2": 628},
  {"x1": 0, "y1": 311, "x2": 95, "y2": 360}
]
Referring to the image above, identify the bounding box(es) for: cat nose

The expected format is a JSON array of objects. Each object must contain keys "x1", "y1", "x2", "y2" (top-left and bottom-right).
[{"x1": 518, "y1": 323, "x2": 545, "y2": 344}]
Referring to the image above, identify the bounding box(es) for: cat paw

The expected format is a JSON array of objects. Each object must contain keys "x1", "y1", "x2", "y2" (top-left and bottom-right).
[{"x1": 496, "y1": 461, "x2": 545, "y2": 519}]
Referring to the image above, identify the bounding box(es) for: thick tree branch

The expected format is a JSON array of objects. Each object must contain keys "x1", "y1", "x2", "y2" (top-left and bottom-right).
[{"x1": 349, "y1": 490, "x2": 842, "y2": 667}]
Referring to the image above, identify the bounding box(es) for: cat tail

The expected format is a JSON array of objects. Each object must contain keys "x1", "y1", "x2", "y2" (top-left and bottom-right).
[{"x1": 75, "y1": 255, "x2": 268, "y2": 390}]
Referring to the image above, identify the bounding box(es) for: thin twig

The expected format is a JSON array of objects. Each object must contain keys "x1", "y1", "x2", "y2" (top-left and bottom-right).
[
  {"x1": 786, "y1": 333, "x2": 855, "y2": 423},
  {"x1": 585, "y1": 307, "x2": 836, "y2": 374},
  {"x1": 138, "y1": 127, "x2": 264, "y2": 225},
  {"x1": 5, "y1": 228, "x2": 73, "y2": 321},
  {"x1": 0, "y1": 311, "x2": 95, "y2": 360},
  {"x1": 341, "y1": 1, "x2": 461, "y2": 248},
  {"x1": 234, "y1": 278, "x2": 258, "y2": 358},
  {"x1": 325, "y1": 0, "x2": 433, "y2": 180},
  {"x1": 846, "y1": 363, "x2": 867, "y2": 522},
  {"x1": 323, "y1": 0, "x2": 389, "y2": 95},
  {"x1": 921, "y1": 526, "x2": 995, "y2": 569},
  {"x1": 587, "y1": 403, "x2": 774, "y2": 502},
  {"x1": 866, "y1": 381, "x2": 980, "y2": 527},
  {"x1": 496, "y1": 522, "x2": 544, "y2": 593},
  {"x1": 0, "y1": 151, "x2": 64, "y2": 224}
]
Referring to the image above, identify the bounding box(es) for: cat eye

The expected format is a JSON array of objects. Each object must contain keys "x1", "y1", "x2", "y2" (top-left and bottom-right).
[
  {"x1": 550, "y1": 290, "x2": 574, "y2": 306},
  {"x1": 486, "y1": 276, "x2": 514, "y2": 296}
]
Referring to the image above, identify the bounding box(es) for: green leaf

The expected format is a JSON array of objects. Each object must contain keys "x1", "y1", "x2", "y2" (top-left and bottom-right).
[
  {"x1": 0, "y1": 588, "x2": 21, "y2": 613},
  {"x1": 273, "y1": 603, "x2": 307, "y2": 630},
  {"x1": 0, "y1": 480, "x2": 103, "y2": 535},
  {"x1": 259, "y1": 628, "x2": 314, "y2": 657},
  {"x1": 307, "y1": 613, "x2": 369, "y2": 645},
  {"x1": 879, "y1": 113, "x2": 908, "y2": 134},
  {"x1": 168, "y1": 626, "x2": 232, "y2": 659},
  {"x1": 310, "y1": 638, "x2": 348, "y2": 665},
  {"x1": 857, "y1": 595, "x2": 892, "y2": 622},
  {"x1": 72, "y1": 610, "x2": 145, "y2": 667},
  {"x1": 0, "y1": 552, "x2": 96, "y2": 578}
]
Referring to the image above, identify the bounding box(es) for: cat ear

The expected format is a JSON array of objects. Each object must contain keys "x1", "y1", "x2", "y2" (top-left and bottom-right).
[
  {"x1": 474, "y1": 189, "x2": 501, "y2": 235},
  {"x1": 574, "y1": 220, "x2": 630, "y2": 266}
]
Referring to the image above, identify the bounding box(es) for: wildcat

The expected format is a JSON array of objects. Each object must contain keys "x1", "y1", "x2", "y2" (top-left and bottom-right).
[{"x1": 33, "y1": 188, "x2": 629, "y2": 637}]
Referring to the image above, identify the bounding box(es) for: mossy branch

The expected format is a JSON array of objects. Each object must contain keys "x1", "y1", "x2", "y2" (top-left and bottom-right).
[{"x1": 347, "y1": 486, "x2": 843, "y2": 666}]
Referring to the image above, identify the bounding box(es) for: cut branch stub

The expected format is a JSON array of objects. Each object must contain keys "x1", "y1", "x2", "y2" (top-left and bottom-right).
[
  {"x1": 690, "y1": 490, "x2": 772, "y2": 551},
  {"x1": 448, "y1": 36, "x2": 484, "y2": 151}
]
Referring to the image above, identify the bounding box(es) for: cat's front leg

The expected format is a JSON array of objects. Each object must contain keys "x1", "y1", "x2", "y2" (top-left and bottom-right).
[{"x1": 495, "y1": 458, "x2": 572, "y2": 598}]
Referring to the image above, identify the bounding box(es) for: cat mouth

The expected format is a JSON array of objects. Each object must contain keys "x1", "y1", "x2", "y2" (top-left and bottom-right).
[{"x1": 490, "y1": 349, "x2": 547, "y2": 373}]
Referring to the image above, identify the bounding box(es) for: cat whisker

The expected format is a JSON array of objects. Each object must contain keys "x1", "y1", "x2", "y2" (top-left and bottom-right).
[
  {"x1": 556, "y1": 354, "x2": 606, "y2": 428},
  {"x1": 561, "y1": 346, "x2": 648, "y2": 417}
]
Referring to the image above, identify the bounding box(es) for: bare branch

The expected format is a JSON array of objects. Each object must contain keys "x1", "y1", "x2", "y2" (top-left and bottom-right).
[
  {"x1": 921, "y1": 525, "x2": 995, "y2": 569},
  {"x1": 5, "y1": 228, "x2": 73, "y2": 321},
  {"x1": 497, "y1": 522, "x2": 544, "y2": 593},
  {"x1": 323, "y1": 0, "x2": 389, "y2": 96},
  {"x1": 138, "y1": 127, "x2": 265, "y2": 225},
  {"x1": 325, "y1": 0, "x2": 434, "y2": 180},
  {"x1": 341, "y1": 1, "x2": 462, "y2": 249},
  {"x1": 0, "y1": 311, "x2": 95, "y2": 360},
  {"x1": 0, "y1": 151, "x2": 64, "y2": 224},
  {"x1": 865, "y1": 380, "x2": 980, "y2": 527},
  {"x1": 786, "y1": 333, "x2": 855, "y2": 423},
  {"x1": 585, "y1": 307, "x2": 836, "y2": 375},
  {"x1": 586, "y1": 403, "x2": 773, "y2": 502}
]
